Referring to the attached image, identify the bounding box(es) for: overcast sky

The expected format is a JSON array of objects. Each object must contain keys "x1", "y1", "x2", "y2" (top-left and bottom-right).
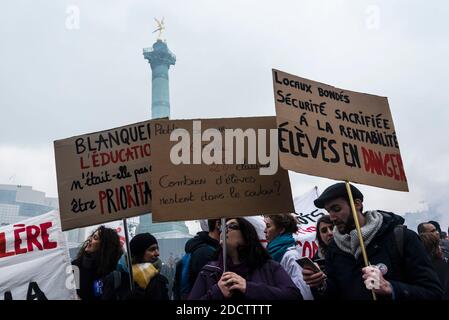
[{"x1": 1, "y1": 0, "x2": 448, "y2": 231}]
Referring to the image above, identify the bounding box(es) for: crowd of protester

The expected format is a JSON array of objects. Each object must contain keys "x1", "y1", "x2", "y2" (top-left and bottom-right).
[{"x1": 71, "y1": 182, "x2": 449, "y2": 300}]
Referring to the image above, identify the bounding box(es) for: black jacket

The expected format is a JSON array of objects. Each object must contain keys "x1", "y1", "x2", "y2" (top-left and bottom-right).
[
  {"x1": 101, "y1": 271, "x2": 169, "y2": 300},
  {"x1": 314, "y1": 211, "x2": 443, "y2": 300},
  {"x1": 173, "y1": 231, "x2": 219, "y2": 299},
  {"x1": 185, "y1": 231, "x2": 220, "y2": 280},
  {"x1": 72, "y1": 256, "x2": 102, "y2": 301},
  {"x1": 429, "y1": 258, "x2": 449, "y2": 300}
]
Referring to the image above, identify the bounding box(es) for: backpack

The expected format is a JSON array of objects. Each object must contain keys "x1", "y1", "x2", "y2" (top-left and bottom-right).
[
  {"x1": 391, "y1": 224, "x2": 407, "y2": 281},
  {"x1": 393, "y1": 224, "x2": 406, "y2": 260},
  {"x1": 175, "y1": 244, "x2": 216, "y2": 299},
  {"x1": 179, "y1": 252, "x2": 193, "y2": 298}
]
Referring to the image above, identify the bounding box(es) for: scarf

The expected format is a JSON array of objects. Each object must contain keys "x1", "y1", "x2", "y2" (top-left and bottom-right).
[
  {"x1": 80, "y1": 252, "x2": 101, "y2": 274},
  {"x1": 81, "y1": 253, "x2": 97, "y2": 269},
  {"x1": 117, "y1": 254, "x2": 129, "y2": 273},
  {"x1": 132, "y1": 258, "x2": 162, "y2": 289},
  {"x1": 267, "y1": 233, "x2": 296, "y2": 262},
  {"x1": 333, "y1": 210, "x2": 383, "y2": 259}
]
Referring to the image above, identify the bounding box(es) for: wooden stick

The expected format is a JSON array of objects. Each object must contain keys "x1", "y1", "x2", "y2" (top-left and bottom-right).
[{"x1": 345, "y1": 180, "x2": 377, "y2": 301}]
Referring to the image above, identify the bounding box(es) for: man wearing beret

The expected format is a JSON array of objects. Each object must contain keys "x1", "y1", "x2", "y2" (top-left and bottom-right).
[{"x1": 302, "y1": 182, "x2": 443, "y2": 300}]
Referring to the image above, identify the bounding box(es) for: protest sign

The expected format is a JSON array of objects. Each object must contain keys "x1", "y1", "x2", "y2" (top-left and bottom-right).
[
  {"x1": 273, "y1": 69, "x2": 408, "y2": 192},
  {"x1": 151, "y1": 117, "x2": 294, "y2": 221},
  {"x1": 0, "y1": 211, "x2": 77, "y2": 300},
  {"x1": 54, "y1": 120, "x2": 153, "y2": 230}
]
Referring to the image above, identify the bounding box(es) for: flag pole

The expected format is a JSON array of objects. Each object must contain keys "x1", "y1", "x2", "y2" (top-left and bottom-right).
[
  {"x1": 345, "y1": 180, "x2": 376, "y2": 301},
  {"x1": 122, "y1": 218, "x2": 135, "y2": 291},
  {"x1": 221, "y1": 217, "x2": 227, "y2": 273}
]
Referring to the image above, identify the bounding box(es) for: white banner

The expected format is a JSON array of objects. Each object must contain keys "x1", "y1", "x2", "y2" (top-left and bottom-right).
[
  {"x1": 0, "y1": 211, "x2": 77, "y2": 300},
  {"x1": 292, "y1": 187, "x2": 326, "y2": 258}
]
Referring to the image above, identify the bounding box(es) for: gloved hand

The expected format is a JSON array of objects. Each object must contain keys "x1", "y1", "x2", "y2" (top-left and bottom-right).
[{"x1": 362, "y1": 265, "x2": 393, "y2": 296}]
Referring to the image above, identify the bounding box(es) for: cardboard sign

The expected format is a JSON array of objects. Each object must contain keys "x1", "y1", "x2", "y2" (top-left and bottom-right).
[
  {"x1": 54, "y1": 120, "x2": 154, "y2": 231},
  {"x1": 151, "y1": 117, "x2": 294, "y2": 222},
  {"x1": 273, "y1": 69, "x2": 408, "y2": 192},
  {"x1": 0, "y1": 211, "x2": 77, "y2": 300}
]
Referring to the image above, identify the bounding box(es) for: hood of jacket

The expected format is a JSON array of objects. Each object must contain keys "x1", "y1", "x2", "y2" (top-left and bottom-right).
[
  {"x1": 185, "y1": 231, "x2": 219, "y2": 253},
  {"x1": 374, "y1": 210, "x2": 404, "y2": 238}
]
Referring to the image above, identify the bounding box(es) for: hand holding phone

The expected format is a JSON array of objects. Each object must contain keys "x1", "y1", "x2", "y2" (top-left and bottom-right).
[{"x1": 296, "y1": 257, "x2": 321, "y2": 273}]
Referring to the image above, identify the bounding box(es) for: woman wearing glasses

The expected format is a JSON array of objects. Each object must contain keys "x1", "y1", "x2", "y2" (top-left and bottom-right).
[{"x1": 188, "y1": 218, "x2": 303, "y2": 300}]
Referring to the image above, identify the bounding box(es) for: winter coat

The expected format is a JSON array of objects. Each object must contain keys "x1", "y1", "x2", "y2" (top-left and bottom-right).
[
  {"x1": 101, "y1": 270, "x2": 169, "y2": 300},
  {"x1": 71, "y1": 255, "x2": 103, "y2": 301},
  {"x1": 440, "y1": 239, "x2": 449, "y2": 260},
  {"x1": 185, "y1": 231, "x2": 220, "y2": 283},
  {"x1": 313, "y1": 211, "x2": 443, "y2": 300},
  {"x1": 188, "y1": 258, "x2": 303, "y2": 300},
  {"x1": 280, "y1": 247, "x2": 314, "y2": 300},
  {"x1": 429, "y1": 257, "x2": 449, "y2": 300},
  {"x1": 173, "y1": 231, "x2": 219, "y2": 299}
]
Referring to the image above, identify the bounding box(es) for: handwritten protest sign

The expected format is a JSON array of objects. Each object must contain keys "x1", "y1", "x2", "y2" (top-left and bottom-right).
[
  {"x1": 273, "y1": 69, "x2": 408, "y2": 192},
  {"x1": 54, "y1": 120, "x2": 154, "y2": 231},
  {"x1": 0, "y1": 211, "x2": 77, "y2": 300},
  {"x1": 151, "y1": 117, "x2": 294, "y2": 222}
]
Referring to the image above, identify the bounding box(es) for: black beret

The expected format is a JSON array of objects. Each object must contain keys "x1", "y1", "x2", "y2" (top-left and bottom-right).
[
  {"x1": 130, "y1": 233, "x2": 157, "y2": 258},
  {"x1": 314, "y1": 182, "x2": 364, "y2": 209}
]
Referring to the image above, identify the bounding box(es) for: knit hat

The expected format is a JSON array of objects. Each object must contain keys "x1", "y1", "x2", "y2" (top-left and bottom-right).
[{"x1": 130, "y1": 233, "x2": 157, "y2": 258}]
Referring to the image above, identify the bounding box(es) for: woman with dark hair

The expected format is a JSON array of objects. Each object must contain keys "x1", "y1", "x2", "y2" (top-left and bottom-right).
[
  {"x1": 264, "y1": 214, "x2": 313, "y2": 300},
  {"x1": 313, "y1": 215, "x2": 334, "y2": 260},
  {"x1": 420, "y1": 232, "x2": 449, "y2": 299},
  {"x1": 188, "y1": 217, "x2": 302, "y2": 300},
  {"x1": 71, "y1": 226, "x2": 123, "y2": 300}
]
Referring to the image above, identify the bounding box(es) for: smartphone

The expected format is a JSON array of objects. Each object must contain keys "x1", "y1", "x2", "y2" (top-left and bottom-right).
[
  {"x1": 314, "y1": 258, "x2": 325, "y2": 269},
  {"x1": 296, "y1": 257, "x2": 321, "y2": 273}
]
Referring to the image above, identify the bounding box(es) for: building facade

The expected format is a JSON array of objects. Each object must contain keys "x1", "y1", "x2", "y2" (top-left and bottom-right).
[{"x1": 0, "y1": 184, "x2": 56, "y2": 226}]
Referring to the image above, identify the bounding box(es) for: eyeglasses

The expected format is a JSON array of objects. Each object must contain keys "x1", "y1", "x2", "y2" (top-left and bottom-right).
[{"x1": 226, "y1": 223, "x2": 240, "y2": 231}]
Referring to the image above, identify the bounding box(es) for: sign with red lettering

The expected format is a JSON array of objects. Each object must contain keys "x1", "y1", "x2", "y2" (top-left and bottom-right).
[
  {"x1": 54, "y1": 120, "x2": 154, "y2": 230},
  {"x1": 273, "y1": 69, "x2": 408, "y2": 192},
  {"x1": 292, "y1": 187, "x2": 323, "y2": 259},
  {"x1": 0, "y1": 211, "x2": 77, "y2": 300}
]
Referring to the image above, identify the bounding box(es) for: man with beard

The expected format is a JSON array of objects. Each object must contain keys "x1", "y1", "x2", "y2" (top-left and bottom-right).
[
  {"x1": 302, "y1": 182, "x2": 443, "y2": 300},
  {"x1": 418, "y1": 221, "x2": 449, "y2": 261}
]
